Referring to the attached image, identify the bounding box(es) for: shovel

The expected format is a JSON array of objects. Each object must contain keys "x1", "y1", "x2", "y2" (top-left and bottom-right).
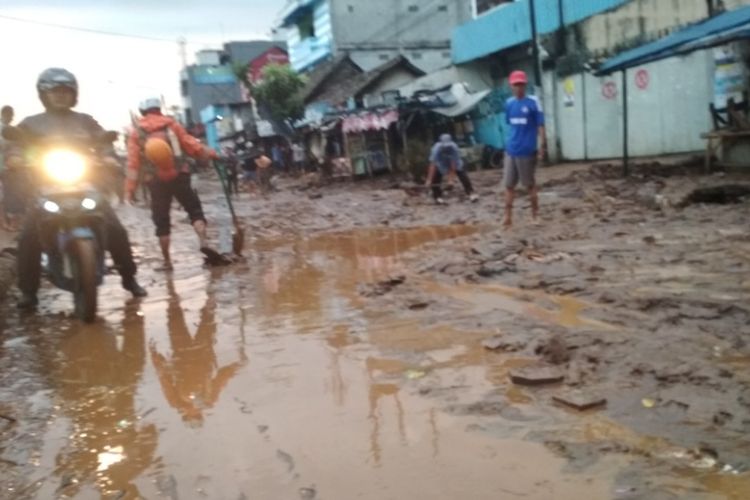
[{"x1": 212, "y1": 159, "x2": 245, "y2": 256}]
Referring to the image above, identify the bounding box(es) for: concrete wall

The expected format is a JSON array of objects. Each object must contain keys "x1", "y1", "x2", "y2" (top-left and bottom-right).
[
  {"x1": 331, "y1": 0, "x2": 471, "y2": 72},
  {"x1": 361, "y1": 67, "x2": 423, "y2": 107},
  {"x1": 555, "y1": 49, "x2": 714, "y2": 160},
  {"x1": 582, "y1": 0, "x2": 750, "y2": 54}
]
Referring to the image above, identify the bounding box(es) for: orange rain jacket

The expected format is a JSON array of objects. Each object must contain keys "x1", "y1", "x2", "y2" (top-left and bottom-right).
[{"x1": 126, "y1": 113, "x2": 212, "y2": 195}]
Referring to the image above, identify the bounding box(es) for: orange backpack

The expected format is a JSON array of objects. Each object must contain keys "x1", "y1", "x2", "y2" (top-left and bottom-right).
[{"x1": 138, "y1": 126, "x2": 182, "y2": 182}]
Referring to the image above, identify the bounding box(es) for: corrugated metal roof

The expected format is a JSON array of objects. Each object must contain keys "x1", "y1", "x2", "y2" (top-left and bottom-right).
[
  {"x1": 452, "y1": 0, "x2": 630, "y2": 64},
  {"x1": 598, "y1": 5, "x2": 750, "y2": 74}
]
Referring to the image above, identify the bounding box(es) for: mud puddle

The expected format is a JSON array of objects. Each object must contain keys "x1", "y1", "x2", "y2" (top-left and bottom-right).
[{"x1": 1, "y1": 216, "x2": 748, "y2": 499}]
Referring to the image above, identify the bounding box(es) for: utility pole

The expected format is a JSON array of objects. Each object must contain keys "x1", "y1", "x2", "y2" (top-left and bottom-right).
[
  {"x1": 178, "y1": 37, "x2": 188, "y2": 69},
  {"x1": 557, "y1": 0, "x2": 566, "y2": 54},
  {"x1": 529, "y1": 0, "x2": 542, "y2": 88}
]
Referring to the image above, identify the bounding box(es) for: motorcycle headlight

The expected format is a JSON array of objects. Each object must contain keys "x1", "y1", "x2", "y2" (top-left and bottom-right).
[{"x1": 42, "y1": 150, "x2": 87, "y2": 184}]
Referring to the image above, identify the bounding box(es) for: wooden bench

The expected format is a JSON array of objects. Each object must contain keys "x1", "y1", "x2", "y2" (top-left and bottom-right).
[{"x1": 702, "y1": 96, "x2": 750, "y2": 173}]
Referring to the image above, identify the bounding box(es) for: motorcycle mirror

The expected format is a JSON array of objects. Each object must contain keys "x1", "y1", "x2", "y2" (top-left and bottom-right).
[
  {"x1": 99, "y1": 131, "x2": 119, "y2": 143},
  {"x1": 1, "y1": 126, "x2": 23, "y2": 141}
]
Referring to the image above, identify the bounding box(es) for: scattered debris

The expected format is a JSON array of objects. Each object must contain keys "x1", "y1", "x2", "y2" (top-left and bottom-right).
[
  {"x1": 553, "y1": 390, "x2": 607, "y2": 411},
  {"x1": 510, "y1": 365, "x2": 565, "y2": 386},
  {"x1": 405, "y1": 369, "x2": 427, "y2": 380},
  {"x1": 678, "y1": 184, "x2": 750, "y2": 207},
  {"x1": 299, "y1": 487, "x2": 317, "y2": 499},
  {"x1": 359, "y1": 275, "x2": 406, "y2": 297},
  {"x1": 482, "y1": 334, "x2": 527, "y2": 352},
  {"x1": 537, "y1": 335, "x2": 570, "y2": 365}
]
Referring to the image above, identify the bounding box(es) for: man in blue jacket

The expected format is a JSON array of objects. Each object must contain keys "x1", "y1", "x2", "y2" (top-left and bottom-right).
[
  {"x1": 503, "y1": 70, "x2": 546, "y2": 228},
  {"x1": 427, "y1": 134, "x2": 479, "y2": 205}
]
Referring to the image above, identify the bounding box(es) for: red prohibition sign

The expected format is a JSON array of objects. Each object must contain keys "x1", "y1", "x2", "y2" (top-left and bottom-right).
[
  {"x1": 635, "y1": 69, "x2": 650, "y2": 90},
  {"x1": 602, "y1": 81, "x2": 618, "y2": 100}
]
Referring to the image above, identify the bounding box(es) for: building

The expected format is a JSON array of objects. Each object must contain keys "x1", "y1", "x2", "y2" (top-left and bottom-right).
[
  {"x1": 475, "y1": 0, "x2": 514, "y2": 16},
  {"x1": 451, "y1": 0, "x2": 750, "y2": 161},
  {"x1": 180, "y1": 41, "x2": 287, "y2": 126},
  {"x1": 222, "y1": 41, "x2": 283, "y2": 68},
  {"x1": 181, "y1": 50, "x2": 242, "y2": 127},
  {"x1": 277, "y1": 0, "x2": 473, "y2": 73},
  {"x1": 247, "y1": 46, "x2": 291, "y2": 84}
]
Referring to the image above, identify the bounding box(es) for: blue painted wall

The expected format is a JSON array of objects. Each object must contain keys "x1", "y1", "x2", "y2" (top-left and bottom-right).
[
  {"x1": 453, "y1": 0, "x2": 630, "y2": 64},
  {"x1": 200, "y1": 105, "x2": 230, "y2": 151},
  {"x1": 284, "y1": 0, "x2": 334, "y2": 72},
  {"x1": 471, "y1": 89, "x2": 512, "y2": 150}
]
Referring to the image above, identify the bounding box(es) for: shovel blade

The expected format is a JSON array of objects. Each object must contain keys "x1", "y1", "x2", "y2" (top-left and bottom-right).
[{"x1": 232, "y1": 226, "x2": 245, "y2": 256}]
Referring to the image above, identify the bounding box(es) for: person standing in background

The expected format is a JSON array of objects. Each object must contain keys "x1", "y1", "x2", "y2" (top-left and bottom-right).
[
  {"x1": 292, "y1": 142, "x2": 305, "y2": 175},
  {"x1": 0, "y1": 105, "x2": 25, "y2": 231},
  {"x1": 502, "y1": 70, "x2": 546, "y2": 229}
]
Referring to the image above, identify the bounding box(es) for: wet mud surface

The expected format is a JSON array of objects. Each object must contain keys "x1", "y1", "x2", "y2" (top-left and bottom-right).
[{"x1": 1, "y1": 163, "x2": 749, "y2": 499}]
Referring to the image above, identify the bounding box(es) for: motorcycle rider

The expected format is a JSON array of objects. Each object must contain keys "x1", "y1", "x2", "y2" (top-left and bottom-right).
[
  {"x1": 125, "y1": 97, "x2": 221, "y2": 271},
  {"x1": 6, "y1": 68, "x2": 147, "y2": 309}
]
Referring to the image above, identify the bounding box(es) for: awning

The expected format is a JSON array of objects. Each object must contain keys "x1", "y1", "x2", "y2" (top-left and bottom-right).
[
  {"x1": 432, "y1": 85, "x2": 491, "y2": 118},
  {"x1": 342, "y1": 110, "x2": 399, "y2": 134},
  {"x1": 598, "y1": 5, "x2": 750, "y2": 75}
]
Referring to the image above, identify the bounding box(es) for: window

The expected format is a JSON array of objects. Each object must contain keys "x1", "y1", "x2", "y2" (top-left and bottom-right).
[
  {"x1": 408, "y1": 5, "x2": 418, "y2": 12},
  {"x1": 297, "y1": 11, "x2": 315, "y2": 39},
  {"x1": 348, "y1": 5, "x2": 354, "y2": 12},
  {"x1": 379, "y1": 54, "x2": 390, "y2": 61},
  {"x1": 412, "y1": 52, "x2": 422, "y2": 60},
  {"x1": 438, "y1": 5, "x2": 448, "y2": 12},
  {"x1": 442, "y1": 51, "x2": 451, "y2": 58}
]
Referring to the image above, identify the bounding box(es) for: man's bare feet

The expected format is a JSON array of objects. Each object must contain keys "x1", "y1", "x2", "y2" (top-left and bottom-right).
[{"x1": 503, "y1": 217, "x2": 513, "y2": 229}]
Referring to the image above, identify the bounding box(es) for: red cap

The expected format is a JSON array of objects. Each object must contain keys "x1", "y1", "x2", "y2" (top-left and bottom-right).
[{"x1": 509, "y1": 70, "x2": 528, "y2": 85}]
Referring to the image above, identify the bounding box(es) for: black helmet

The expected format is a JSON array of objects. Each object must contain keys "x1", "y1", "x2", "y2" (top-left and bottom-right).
[{"x1": 37, "y1": 68, "x2": 79, "y2": 108}]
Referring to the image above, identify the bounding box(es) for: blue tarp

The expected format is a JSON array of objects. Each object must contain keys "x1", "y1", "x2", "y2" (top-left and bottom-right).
[{"x1": 598, "y1": 5, "x2": 750, "y2": 75}]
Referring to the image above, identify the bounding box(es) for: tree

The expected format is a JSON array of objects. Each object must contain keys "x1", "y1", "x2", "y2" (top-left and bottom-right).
[
  {"x1": 252, "y1": 65, "x2": 307, "y2": 123},
  {"x1": 233, "y1": 62, "x2": 251, "y2": 91}
]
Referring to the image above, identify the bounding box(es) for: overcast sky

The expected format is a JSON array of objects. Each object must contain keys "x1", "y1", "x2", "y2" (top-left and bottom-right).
[{"x1": 0, "y1": 0, "x2": 282, "y2": 131}]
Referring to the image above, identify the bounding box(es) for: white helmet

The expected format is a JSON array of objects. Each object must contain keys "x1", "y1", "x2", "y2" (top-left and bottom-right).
[{"x1": 138, "y1": 97, "x2": 161, "y2": 114}]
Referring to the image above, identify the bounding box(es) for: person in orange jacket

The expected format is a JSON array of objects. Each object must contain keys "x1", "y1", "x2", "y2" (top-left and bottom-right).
[{"x1": 126, "y1": 98, "x2": 222, "y2": 270}]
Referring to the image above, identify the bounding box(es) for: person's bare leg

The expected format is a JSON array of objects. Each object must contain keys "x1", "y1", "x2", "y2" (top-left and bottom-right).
[
  {"x1": 193, "y1": 220, "x2": 208, "y2": 248},
  {"x1": 503, "y1": 189, "x2": 515, "y2": 228},
  {"x1": 530, "y1": 185, "x2": 539, "y2": 222},
  {"x1": 159, "y1": 235, "x2": 173, "y2": 270}
]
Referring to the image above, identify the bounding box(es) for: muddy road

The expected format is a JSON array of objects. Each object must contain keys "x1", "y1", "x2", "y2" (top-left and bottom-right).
[{"x1": 1, "y1": 163, "x2": 749, "y2": 499}]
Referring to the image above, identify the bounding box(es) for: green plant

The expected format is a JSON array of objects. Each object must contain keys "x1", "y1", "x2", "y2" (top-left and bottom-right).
[
  {"x1": 252, "y1": 65, "x2": 307, "y2": 123},
  {"x1": 233, "y1": 62, "x2": 251, "y2": 91}
]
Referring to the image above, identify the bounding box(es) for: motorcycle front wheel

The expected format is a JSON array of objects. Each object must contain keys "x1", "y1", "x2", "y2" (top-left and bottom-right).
[{"x1": 71, "y1": 239, "x2": 98, "y2": 323}]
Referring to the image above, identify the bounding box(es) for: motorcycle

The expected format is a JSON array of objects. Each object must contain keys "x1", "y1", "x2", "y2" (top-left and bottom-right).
[{"x1": 2, "y1": 126, "x2": 118, "y2": 322}]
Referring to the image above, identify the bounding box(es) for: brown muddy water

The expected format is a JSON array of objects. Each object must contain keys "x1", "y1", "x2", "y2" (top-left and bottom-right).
[{"x1": 0, "y1": 217, "x2": 748, "y2": 499}]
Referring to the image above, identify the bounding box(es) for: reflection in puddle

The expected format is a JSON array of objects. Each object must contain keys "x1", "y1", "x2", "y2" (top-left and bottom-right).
[
  {"x1": 96, "y1": 446, "x2": 125, "y2": 472},
  {"x1": 149, "y1": 279, "x2": 247, "y2": 426},
  {"x1": 5, "y1": 223, "x2": 747, "y2": 498}
]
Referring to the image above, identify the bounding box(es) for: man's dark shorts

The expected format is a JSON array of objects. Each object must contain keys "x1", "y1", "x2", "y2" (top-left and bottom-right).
[{"x1": 149, "y1": 173, "x2": 205, "y2": 237}]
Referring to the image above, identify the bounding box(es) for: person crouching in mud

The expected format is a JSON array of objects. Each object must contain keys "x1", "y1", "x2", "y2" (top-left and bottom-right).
[
  {"x1": 125, "y1": 97, "x2": 223, "y2": 271},
  {"x1": 425, "y1": 134, "x2": 479, "y2": 205}
]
